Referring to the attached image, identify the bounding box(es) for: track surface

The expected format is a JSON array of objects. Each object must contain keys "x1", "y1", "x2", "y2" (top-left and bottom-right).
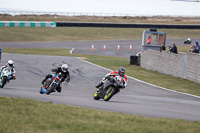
[
  {"x1": 0, "y1": 40, "x2": 200, "y2": 121},
  {"x1": 0, "y1": 39, "x2": 198, "y2": 57}
]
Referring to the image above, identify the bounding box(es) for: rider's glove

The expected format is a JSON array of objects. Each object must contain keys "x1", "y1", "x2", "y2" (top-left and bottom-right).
[
  {"x1": 105, "y1": 75, "x2": 111, "y2": 80},
  {"x1": 65, "y1": 78, "x2": 70, "y2": 83}
]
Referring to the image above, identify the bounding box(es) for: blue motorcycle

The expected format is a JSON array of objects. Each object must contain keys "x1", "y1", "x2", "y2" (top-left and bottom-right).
[
  {"x1": 40, "y1": 73, "x2": 62, "y2": 95},
  {"x1": 0, "y1": 67, "x2": 13, "y2": 88}
]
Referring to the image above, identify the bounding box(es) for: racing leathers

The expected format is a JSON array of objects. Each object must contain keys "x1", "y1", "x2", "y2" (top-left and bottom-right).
[
  {"x1": 42, "y1": 67, "x2": 70, "y2": 92},
  {"x1": 96, "y1": 70, "x2": 128, "y2": 89},
  {"x1": 0, "y1": 64, "x2": 16, "y2": 80}
]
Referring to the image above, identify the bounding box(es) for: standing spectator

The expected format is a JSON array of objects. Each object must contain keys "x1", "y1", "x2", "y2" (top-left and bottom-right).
[
  {"x1": 195, "y1": 41, "x2": 199, "y2": 53},
  {"x1": 160, "y1": 44, "x2": 166, "y2": 52},
  {"x1": 169, "y1": 42, "x2": 178, "y2": 54},
  {"x1": 0, "y1": 48, "x2": 2, "y2": 62},
  {"x1": 146, "y1": 36, "x2": 152, "y2": 44}
]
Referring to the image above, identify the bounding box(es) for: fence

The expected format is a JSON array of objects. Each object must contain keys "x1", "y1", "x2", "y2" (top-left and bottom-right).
[
  {"x1": 0, "y1": 11, "x2": 200, "y2": 17},
  {"x1": 140, "y1": 50, "x2": 200, "y2": 83},
  {"x1": 0, "y1": 11, "x2": 149, "y2": 17}
]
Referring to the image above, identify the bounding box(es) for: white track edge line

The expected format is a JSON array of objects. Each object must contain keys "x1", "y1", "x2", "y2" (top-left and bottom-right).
[{"x1": 81, "y1": 59, "x2": 200, "y2": 99}]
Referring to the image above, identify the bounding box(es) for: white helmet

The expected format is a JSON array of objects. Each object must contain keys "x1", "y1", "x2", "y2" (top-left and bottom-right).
[
  {"x1": 61, "y1": 64, "x2": 68, "y2": 72},
  {"x1": 8, "y1": 60, "x2": 14, "y2": 67}
]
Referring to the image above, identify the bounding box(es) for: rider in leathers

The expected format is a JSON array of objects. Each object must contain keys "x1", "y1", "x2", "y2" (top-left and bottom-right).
[
  {"x1": 95, "y1": 67, "x2": 128, "y2": 90},
  {"x1": 41, "y1": 64, "x2": 70, "y2": 93},
  {"x1": 0, "y1": 60, "x2": 16, "y2": 80}
]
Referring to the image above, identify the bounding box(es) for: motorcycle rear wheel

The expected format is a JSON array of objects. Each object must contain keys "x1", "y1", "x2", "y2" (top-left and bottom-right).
[
  {"x1": 104, "y1": 87, "x2": 116, "y2": 101},
  {"x1": 93, "y1": 90, "x2": 100, "y2": 100},
  {"x1": 0, "y1": 77, "x2": 7, "y2": 88}
]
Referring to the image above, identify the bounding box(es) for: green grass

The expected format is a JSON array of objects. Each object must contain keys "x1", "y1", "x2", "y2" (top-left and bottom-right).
[
  {"x1": 1, "y1": 27, "x2": 200, "y2": 42},
  {"x1": 3, "y1": 48, "x2": 200, "y2": 96},
  {"x1": 0, "y1": 97, "x2": 200, "y2": 133}
]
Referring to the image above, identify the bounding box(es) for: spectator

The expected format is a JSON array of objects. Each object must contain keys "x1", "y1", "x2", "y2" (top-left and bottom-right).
[
  {"x1": 169, "y1": 43, "x2": 178, "y2": 54},
  {"x1": 0, "y1": 48, "x2": 2, "y2": 62},
  {"x1": 195, "y1": 41, "x2": 199, "y2": 53},
  {"x1": 160, "y1": 44, "x2": 166, "y2": 52},
  {"x1": 189, "y1": 45, "x2": 195, "y2": 53}
]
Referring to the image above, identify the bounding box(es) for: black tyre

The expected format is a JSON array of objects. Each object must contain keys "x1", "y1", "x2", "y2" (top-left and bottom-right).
[
  {"x1": 46, "y1": 83, "x2": 57, "y2": 95},
  {"x1": 104, "y1": 87, "x2": 116, "y2": 101},
  {"x1": 0, "y1": 77, "x2": 7, "y2": 88},
  {"x1": 93, "y1": 90, "x2": 100, "y2": 100}
]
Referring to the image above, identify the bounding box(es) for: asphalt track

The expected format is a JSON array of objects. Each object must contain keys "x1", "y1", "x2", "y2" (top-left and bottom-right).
[{"x1": 0, "y1": 40, "x2": 200, "y2": 122}]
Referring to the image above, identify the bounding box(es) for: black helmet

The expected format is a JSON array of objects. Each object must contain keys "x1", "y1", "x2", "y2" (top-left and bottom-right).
[{"x1": 118, "y1": 67, "x2": 125, "y2": 77}]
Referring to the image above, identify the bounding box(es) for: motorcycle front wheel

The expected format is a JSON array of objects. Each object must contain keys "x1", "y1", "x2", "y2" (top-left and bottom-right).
[
  {"x1": 104, "y1": 87, "x2": 116, "y2": 101},
  {"x1": 93, "y1": 90, "x2": 100, "y2": 100},
  {"x1": 0, "y1": 77, "x2": 7, "y2": 88},
  {"x1": 46, "y1": 83, "x2": 57, "y2": 95}
]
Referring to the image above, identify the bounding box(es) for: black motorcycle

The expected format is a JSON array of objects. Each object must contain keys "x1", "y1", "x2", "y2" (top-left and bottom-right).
[{"x1": 93, "y1": 75, "x2": 124, "y2": 101}]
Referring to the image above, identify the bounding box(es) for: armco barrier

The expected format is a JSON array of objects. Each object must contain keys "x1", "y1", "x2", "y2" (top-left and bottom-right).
[
  {"x1": 140, "y1": 50, "x2": 200, "y2": 83},
  {"x1": 56, "y1": 22, "x2": 200, "y2": 29},
  {"x1": 1, "y1": 21, "x2": 200, "y2": 29},
  {"x1": 0, "y1": 21, "x2": 56, "y2": 27}
]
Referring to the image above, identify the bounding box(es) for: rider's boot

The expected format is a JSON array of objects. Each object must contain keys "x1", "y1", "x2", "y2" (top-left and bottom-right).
[{"x1": 95, "y1": 81, "x2": 103, "y2": 88}]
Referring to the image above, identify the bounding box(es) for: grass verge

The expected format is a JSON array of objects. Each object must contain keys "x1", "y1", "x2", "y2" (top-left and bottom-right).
[
  {"x1": 1, "y1": 27, "x2": 200, "y2": 42},
  {"x1": 0, "y1": 97, "x2": 200, "y2": 133},
  {"x1": 3, "y1": 48, "x2": 200, "y2": 96}
]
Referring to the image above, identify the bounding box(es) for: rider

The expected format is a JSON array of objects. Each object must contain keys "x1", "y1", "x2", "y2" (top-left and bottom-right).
[
  {"x1": 0, "y1": 60, "x2": 16, "y2": 80},
  {"x1": 95, "y1": 67, "x2": 128, "y2": 89},
  {"x1": 41, "y1": 64, "x2": 70, "y2": 93}
]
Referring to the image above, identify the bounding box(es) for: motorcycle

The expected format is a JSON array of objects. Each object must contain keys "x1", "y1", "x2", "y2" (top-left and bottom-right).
[
  {"x1": 184, "y1": 39, "x2": 192, "y2": 44},
  {"x1": 40, "y1": 73, "x2": 63, "y2": 95},
  {"x1": 93, "y1": 75, "x2": 124, "y2": 101},
  {"x1": 0, "y1": 67, "x2": 13, "y2": 88}
]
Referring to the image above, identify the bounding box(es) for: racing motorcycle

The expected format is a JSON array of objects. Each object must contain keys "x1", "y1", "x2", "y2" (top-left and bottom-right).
[
  {"x1": 93, "y1": 75, "x2": 124, "y2": 101},
  {"x1": 40, "y1": 73, "x2": 63, "y2": 95},
  {"x1": 184, "y1": 38, "x2": 192, "y2": 44},
  {"x1": 0, "y1": 67, "x2": 13, "y2": 88}
]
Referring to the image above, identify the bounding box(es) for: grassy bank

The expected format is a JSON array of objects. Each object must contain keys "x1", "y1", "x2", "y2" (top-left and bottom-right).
[
  {"x1": 1, "y1": 15, "x2": 200, "y2": 24},
  {"x1": 1, "y1": 27, "x2": 200, "y2": 42},
  {"x1": 0, "y1": 97, "x2": 200, "y2": 133},
  {"x1": 3, "y1": 48, "x2": 200, "y2": 96}
]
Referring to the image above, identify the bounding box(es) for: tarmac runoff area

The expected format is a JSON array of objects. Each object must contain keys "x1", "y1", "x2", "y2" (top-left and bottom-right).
[{"x1": 0, "y1": 53, "x2": 200, "y2": 122}]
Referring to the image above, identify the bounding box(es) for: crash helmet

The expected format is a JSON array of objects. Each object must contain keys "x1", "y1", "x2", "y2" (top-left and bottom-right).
[
  {"x1": 118, "y1": 67, "x2": 125, "y2": 77},
  {"x1": 8, "y1": 60, "x2": 14, "y2": 67},
  {"x1": 61, "y1": 64, "x2": 68, "y2": 72}
]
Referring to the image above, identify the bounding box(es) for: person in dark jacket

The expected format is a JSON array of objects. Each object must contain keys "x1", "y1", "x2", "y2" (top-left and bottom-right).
[
  {"x1": 160, "y1": 44, "x2": 166, "y2": 52},
  {"x1": 169, "y1": 43, "x2": 178, "y2": 54},
  {"x1": 40, "y1": 64, "x2": 70, "y2": 93}
]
